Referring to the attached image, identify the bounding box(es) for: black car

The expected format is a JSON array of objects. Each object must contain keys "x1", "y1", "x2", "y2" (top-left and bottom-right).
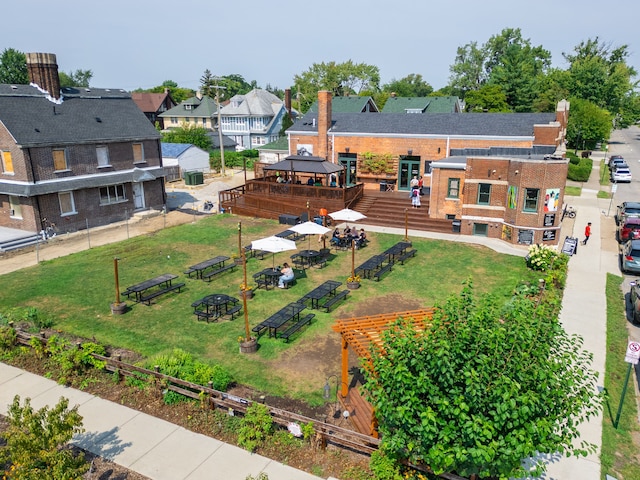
[{"x1": 629, "y1": 280, "x2": 640, "y2": 324}]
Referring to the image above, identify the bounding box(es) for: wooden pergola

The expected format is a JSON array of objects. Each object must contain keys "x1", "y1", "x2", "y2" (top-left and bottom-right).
[{"x1": 330, "y1": 309, "x2": 434, "y2": 436}]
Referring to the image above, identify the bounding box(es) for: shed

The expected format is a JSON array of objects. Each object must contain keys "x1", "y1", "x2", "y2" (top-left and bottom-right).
[{"x1": 161, "y1": 143, "x2": 210, "y2": 181}]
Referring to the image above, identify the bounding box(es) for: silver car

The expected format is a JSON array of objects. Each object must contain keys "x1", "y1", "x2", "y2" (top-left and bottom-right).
[
  {"x1": 612, "y1": 167, "x2": 632, "y2": 183},
  {"x1": 621, "y1": 239, "x2": 640, "y2": 273}
]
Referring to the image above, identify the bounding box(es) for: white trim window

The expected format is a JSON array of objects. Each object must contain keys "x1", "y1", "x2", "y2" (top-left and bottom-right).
[
  {"x1": 132, "y1": 143, "x2": 145, "y2": 163},
  {"x1": 59, "y1": 191, "x2": 77, "y2": 216},
  {"x1": 9, "y1": 195, "x2": 22, "y2": 219},
  {"x1": 96, "y1": 146, "x2": 110, "y2": 168},
  {"x1": 100, "y1": 184, "x2": 127, "y2": 205}
]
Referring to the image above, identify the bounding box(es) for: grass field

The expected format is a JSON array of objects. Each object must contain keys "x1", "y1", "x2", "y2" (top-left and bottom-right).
[{"x1": 0, "y1": 214, "x2": 538, "y2": 403}]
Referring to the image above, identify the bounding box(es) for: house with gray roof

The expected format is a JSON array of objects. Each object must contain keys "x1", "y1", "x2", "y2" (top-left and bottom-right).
[
  {"x1": 159, "y1": 95, "x2": 218, "y2": 130},
  {"x1": 161, "y1": 143, "x2": 210, "y2": 181},
  {"x1": 218, "y1": 89, "x2": 287, "y2": 150},
  {"x1": 0, "y1": 53, "x2": 165, "y2": 236}
]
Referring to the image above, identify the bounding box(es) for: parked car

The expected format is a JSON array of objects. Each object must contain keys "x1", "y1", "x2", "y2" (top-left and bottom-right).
[
  {"x1": 609, "y1": 155, "x2": 625, "y2": 168},
  {"x1": 616, "y1": 201, "x2": 640, "y2": 225},
  {"x1": 618, "y1": 217, "x2": 640, "y2": 242},
  {"x1": 611, "y1": 167, "x2": 632, "y2": 183},
  {"x1": 628, "y1": 280, "x2": 640, "y2": 324},
  {"x1": 621, "y1": 239, "x2": 640, "y2": 274},
  {"x1": 610, "y1": 160, "x2": 629, "y2": 171}
]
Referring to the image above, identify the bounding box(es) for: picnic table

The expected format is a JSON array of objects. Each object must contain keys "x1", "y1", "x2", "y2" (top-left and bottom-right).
[
  {"x1": 123, "y1": 273, "x2": 184, "y2": 305},
  {"x1": 355, "y1": 255, "x2": 387, "y2": 279},
  {"x1": 185, "y1": 255, "x2": 231, "y2": 279},
  {"x1": 295, "y1": 249, "x2": 320, "y2": 269},
  {"x1": 298, "y1": 280, "x2": 342, "y2": 309},
  {"x1": 383, "y1": 242, "x2": 412, "y2": 263},
  {"x1": 253, "y1": 268, "x2": 282, "y2": 289},
  {"x1": 252, "y1": 302, "x2": 307, "y2": 338},
  {"x1": 276, "y1": 229, "x2": 304, "y2": 241},
  {"x1": 192, "y1": 294, "x2": 240, "y2": 322}
]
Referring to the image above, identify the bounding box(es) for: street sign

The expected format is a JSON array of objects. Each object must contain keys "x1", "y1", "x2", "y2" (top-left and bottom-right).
[
  {"x1": 625, "y1": 340, "x2": 640, "y2": 365},
  {"x1": 611, "y1": 184, "x2": 618, "y2": 193}
]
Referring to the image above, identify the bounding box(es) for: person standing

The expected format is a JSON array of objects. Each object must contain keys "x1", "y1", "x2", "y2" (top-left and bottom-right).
[
  {"x1": 410, "y1": 175, "x2": 419, "y2": 189},
  {"x1": 418, "y1": 175, "x2": 424, "y2": 195},
  {"x1": 411, "y1": 186, "x2": 421, "y2": 208},
  {"x1": 582, "y1": 222, "x2": 592, "y2": 245}
]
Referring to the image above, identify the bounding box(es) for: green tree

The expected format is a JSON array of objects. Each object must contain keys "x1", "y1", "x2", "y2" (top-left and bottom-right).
[
  {"x1": 0, "y1": 48, "x2": 28, "y2": 84},
  {"x1": 566, "y1": 97, "x2": 612, "y2": 150},
  {"x1": 464, "y1": 84, "x2": 510, "y2": 112},
  {"x1": 293, "y1": 60, "x2": 380, "y2": 112},
  {"x1": 134, "y1": 80, "x2": 195, "y2": 104},
  {"x1": 364, "y1": 283, "x2": 601, "y2": 479},
  {"x1": 448, "y1": 41, "x2": 487, "y2": 97},
  {"x1": 532, "y1": 68, "x2": 571, "y2": 112},
  {"x1": 382, "y1": 73, "x2": 433, "y2": 97},
  {"x1": 216, "y1": 74, "x2": 254, "y2": 100},
  {"x1": 59, "y1": 69, "x2": 93, "y2": 87},
  {"x1": 162, "y1": 124, "x2": 212, "y2": 150},
  {"x1": 200, "y1": 69, "x2": 215, "y2": 97},
  {"x1": 0, "y1": 395, "x2": 88, "y2": 479}
]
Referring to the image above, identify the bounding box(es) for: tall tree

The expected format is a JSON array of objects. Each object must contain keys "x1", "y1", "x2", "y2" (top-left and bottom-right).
[
  {"x1": 382, "y1": 73, "x2": 433, "y2": 97},
  {"x1": 134, "y1": 80, "x2": 195, "y2": 103},
  {"x1": 464, "y1": 84, "x2": 510, "y2": 112},
  {"x1": 364, "y1": 283, "x2": 601, "y2": 479},
  {"x1": 200, "y1": 69, "x2": 215, "y2": 97},
  {"x1": 448, "y1": 41, "x2": 487, "y2": 97},
  {"x1": 293, "y1": 60, "x2": 380, "y2": 112},
  {"x1": 0, "y1": 48, "x2": 28, "y2": 84},
  {"x1": 161, "y1": 124, "x2": 212, "y2": 150},
  {"x1": 566, "y1": 98, "x2": 611, "y2": 150},
  {"x1": 59, "y1": 69, "x2": 93, "y2": 87}
]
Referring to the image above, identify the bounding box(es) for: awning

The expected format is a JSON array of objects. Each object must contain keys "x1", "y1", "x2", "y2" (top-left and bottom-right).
[{"x1": 262, "y1": 155, "x2": 344, "y2": 175}]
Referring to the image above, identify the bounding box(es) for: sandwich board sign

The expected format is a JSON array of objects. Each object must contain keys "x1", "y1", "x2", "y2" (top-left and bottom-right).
[{"x1": 625, "y1": 340, "x2": 640, "y2": 365}]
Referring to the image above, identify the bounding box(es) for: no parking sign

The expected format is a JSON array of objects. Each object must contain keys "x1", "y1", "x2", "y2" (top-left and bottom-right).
[{"x1": 625, "y1": 340, "x2": 640, "y2": 365}]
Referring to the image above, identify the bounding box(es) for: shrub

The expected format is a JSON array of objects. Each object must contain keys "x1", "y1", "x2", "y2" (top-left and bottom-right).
[
  {"x1": 45, "y1": 336, "x2": 106, "y2": 384},
  {"x1": 237, "y1": 403, "x2": 273, "y2": 452},
  {"x1": 567, "y1": 157, "x2": 593, "y2": 182},
  {"x1": 525, "y1": 244, "x2": 559, "y2": 271},
  {"x1": 0, "y1": 325, "x2": 17, "y2": 351}
]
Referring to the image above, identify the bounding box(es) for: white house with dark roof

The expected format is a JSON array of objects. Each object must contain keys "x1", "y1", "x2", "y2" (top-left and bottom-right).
[
  {"x1": 0, "y1": 53, "x2": 165, "y2": 236},
  {"x1": 161, "y1": 143, "x2": 210, "y2": 180},
  {"x1": 218, "y1": 89, "x2": 287, "y2": 149}
]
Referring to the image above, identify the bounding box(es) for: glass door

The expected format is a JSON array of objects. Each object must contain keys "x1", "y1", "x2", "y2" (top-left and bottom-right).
[
  {"x1": 338, "y1": 153, "x2": 357, "y2": 186},
  {"x1": 398, "y1": 156, "x2": 421, "y2": 190}
]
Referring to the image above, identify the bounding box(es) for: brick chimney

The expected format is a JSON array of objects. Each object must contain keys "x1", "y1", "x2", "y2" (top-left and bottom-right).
[
  {"x1": 26, "y1": 53, "x2": 61, "y2": 100},
  {"x1": 317, "y1": 90, "x2": 332, "y2": 160},
  {"x1": 284, "y1": 88, "x2": 292, "y2": 119}
]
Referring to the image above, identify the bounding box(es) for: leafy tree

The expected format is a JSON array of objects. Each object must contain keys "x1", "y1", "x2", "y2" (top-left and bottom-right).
[
  {"x1": 448, "y1": 41, "x2": 487, "y2": 97},
  {"x1": 364, "y1": 283, "x2": 601, "y2": 479},
  {"x1": 532, "y1": 68, "x2": 571, "y2": 112},
  {"x1": 162, "y1": 124, "x2": 212, "y2": 150},
  {"x1": 216, "y1": 74, "x2": 254, "y2": 100},
  {"x1": 59, "y1": 69, "x2": 93, "y2": 88},
  {"x1": 0, "y1": 395, "x2": 88, "y2": 479},
  {"x1": 200, "y1": 69, "x2": 215, "y2": 97},
  {"x1": 279, "y1": 112, "x2": 293, "y2": 136},
  {"x1": 293, "y1": 60, "x2": 380, "y2": 112},
  {"x1": 0, "y1": 48, "x2": 28, "y2": 84},
  {"x1": 382, "y1": 73, "x2": 433, "y2": 97},
  {"x1": 566, "y1": 98, "x2": 611, "y2": 150},
  {"x1": 265, "y1": 83, "x2": 284, "y2": 99},
  {"x1": 464, "y1": 84, "x2": 510, "y2": 112},
  {"x1": 134, "y1": 80, "x2": 195, "y2": 104}
]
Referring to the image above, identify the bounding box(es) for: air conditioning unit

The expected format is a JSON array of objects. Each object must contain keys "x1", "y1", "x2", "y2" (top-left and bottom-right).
[{"x1": 9, "y1": 209, "x2": 15, "y2": 216}]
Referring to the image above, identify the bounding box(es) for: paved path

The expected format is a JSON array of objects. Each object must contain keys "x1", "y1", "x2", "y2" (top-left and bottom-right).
[{"x1": 0, "y1": 154, "x2": 634, "y2": 479}]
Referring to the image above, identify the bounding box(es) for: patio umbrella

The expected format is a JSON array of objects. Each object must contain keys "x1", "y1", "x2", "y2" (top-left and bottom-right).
[
  {"x1": 251, "y1": 236, "x2": 297, "y2": 269},
  {"x1": 328, "y1": 208, "x2": 367, "y2": 223},
  {"x1": 288, "y1": 221, "x2": 331, "y2": 249}
]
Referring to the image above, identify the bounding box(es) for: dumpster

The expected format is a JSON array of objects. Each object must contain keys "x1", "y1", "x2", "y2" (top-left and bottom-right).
[
  {"x1": 192, "y1": 171, "x2": 204, "y2": 185},
  {"x1": 184, "y1": 171, "x2": 194, "y2": 185},
  {"x1": 452, "y1": 220, "x2": 461, "y2": 233}
]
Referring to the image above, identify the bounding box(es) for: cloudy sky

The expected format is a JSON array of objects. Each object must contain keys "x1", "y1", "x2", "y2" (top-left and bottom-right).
[{"x1": 3, "y1": 0, "x2": 639, "y2": 92}]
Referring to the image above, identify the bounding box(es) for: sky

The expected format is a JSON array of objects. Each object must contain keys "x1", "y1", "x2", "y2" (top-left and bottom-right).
[{"x1": 2, "y1": 0, "x2": 639, "y2": 93}]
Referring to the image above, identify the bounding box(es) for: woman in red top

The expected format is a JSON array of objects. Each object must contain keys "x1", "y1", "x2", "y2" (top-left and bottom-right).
[
  {"x1": 582, "y1": 222, "x2": 592, "y2": 245},
  {"x1": 418, "y1": 176, "x2": 424, "y2": 195}
]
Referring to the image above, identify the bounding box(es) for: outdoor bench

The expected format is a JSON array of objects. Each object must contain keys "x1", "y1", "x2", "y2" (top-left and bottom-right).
[
  {"x1": 251, "y1": 323, "x2": 268, "y2": 337},
  {"x1": 373, "y1": 263, "x2": 393, "y2": 281},
  {"x1": 279, "y1": 313, "x2": 315, "y2": 342},
  {"x1": 321, "y1": 289, "x2": 349, "y2": 312},
  {"x1": 397, "y1": 249, "x2": 417, "y2": 264},
  {"x1": 140, "y1": 282, "x2": 185, "y2": 305},
  {"x1": 223, "y1": 304, "x2": 242, "y2": 320},
  {"x1": 195, "y1": 310, "x2": 219, "y2": 323},
  {"x1": 202, "y1": 263, "x2": 236, "y2": 281}
]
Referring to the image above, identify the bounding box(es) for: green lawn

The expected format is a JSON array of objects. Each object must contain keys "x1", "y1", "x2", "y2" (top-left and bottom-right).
[{"x1": 0, "y1": 214, "x2": 538, "y2": 403}]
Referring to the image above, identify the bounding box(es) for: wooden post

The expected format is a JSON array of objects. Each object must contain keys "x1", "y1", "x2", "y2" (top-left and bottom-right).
[
  {"x1": 239, "y1": 222, "x2": 251, "y2": 341},
  {"x1": 351, "y1": 239, "x2": 356, "y2": 279},
  {"x1": 114, "y1": 257, "x2": 121, "y2": 304},
  {"x1": 404, "y1": 208, "x2": 409, "y2": 242}
]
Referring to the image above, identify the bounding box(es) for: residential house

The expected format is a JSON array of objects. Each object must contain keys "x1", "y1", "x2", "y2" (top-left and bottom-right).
[
  {"x1": 308, "y1": 95, "x2": 379, "y2": 113},
  {"x1": 218, "y1": 89, "x2": 287, "y2": 149},
  {"x1": 131, "y1": 89, "x2": 177, "y2": 129},
  {"x1": 381, "y1": 95, "x2": 463, "y2": 113},
  {"x1": 159, "y1": 94, "x2": 218, "y2": 130},
  {"x1": 0, "y1": 53, "x2": 165, "y2": 235},
  {"x1": 256, "y1": 137, "x2": 289, "y2": 164},
  {"x1": 161, "y1": 143, "x2": 210, "y2": 182},
  {"x1": 286, "y1": 91, "x2": 568, "y2": 245}
]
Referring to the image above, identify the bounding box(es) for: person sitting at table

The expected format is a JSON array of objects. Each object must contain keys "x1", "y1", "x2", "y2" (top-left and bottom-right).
[
  {"x1": 330, "y1": 228, "x2": 341, "y2": 246},
  {"x1": 356, "y1": 228, "x2": 367, "y2": 248},
  {"x1": 306, "y1": 177, "x2": 315, "y2": 186},
  {"x1": 343, "y1": 225, "x2": 352, "y2": 236},
  {"x1": 278, "y1": 262, "x2": 294, "y2": 289}
]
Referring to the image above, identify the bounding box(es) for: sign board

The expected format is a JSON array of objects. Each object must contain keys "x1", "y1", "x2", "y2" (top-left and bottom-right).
[
  {"x1": 611, "y1": 184, "x2": 618, "y2": 193},
  {"x1": 625, "y1": 340, "x2": 640, "y2": 365},
  {"x1": 561, "y1": 236, "x2": 578, "y2": 256},
  {"x1": 518, "y1": 229, "x2": 534, "y2": 245},
  {"x1": 542, "y1": 230, "x2": 556, "y2": 241},
  {"x1": 543, "y1": 213, "x2": 556, "y2": 227}
]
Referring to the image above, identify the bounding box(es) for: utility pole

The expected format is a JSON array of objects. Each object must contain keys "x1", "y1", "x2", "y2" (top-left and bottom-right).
[{"x1": 212, "y1": 78, "x2": 227, "y2": 177}]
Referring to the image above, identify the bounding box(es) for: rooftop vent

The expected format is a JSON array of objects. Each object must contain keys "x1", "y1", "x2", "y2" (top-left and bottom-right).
[
  {"x1": 85, "y1": 88, "x2": 91, "y2": 92},
  {"x1": 10, "y1": 85, "x2": 17, "y2": 90},
  {"x1": 95, "y1": 117, "x2": 102, "y2": 123}
]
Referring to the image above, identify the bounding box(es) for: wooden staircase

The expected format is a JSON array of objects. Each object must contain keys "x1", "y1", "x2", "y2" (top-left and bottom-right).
[{"x1": 352, "y1": 191, "x2": 454, "y2": 234}]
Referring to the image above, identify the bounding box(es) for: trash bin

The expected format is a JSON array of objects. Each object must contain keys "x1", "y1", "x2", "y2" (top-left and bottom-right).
[
  {"x1": 184, "y1": 172, "x2": 194, "y2": 185},
  {"x1": 379, "y1": 181, "x2": 387, "y2": 192},
  {"x1": 192, "y1": 171, "x2": 204, "y2": 185},
  {"x1": 452, "y1": 220, "x2": 461, "y2": 233}
]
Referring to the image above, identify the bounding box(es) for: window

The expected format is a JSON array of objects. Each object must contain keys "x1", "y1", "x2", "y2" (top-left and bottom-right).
[
  {"x1": 524, "y1": 188, "x2": 539, "y2": 212},
  {"x1": 170, "y1": 117, "x2": 178, "y2": 124},
  {"x1": 202, "y1": 118, "x2": 207, "y2": 126},
  {"x1": 96, "y1": 146, "x2": 110, "y2": 167},
  {"x1": 252, "y1": 136, "x2": 266, "y2": 146},
  {"x1": 423, "y1": 161, "x2": 432, "y2": 175},
  {"x1": 132, "y1": 143, "x2": 144, "y2": 163},
  {"x1": 473, "y1": 223, "x2": 488, "y2": 236},
  {"x1": 53, "y1": 149, "x2": 68, "y2": 171},
  {"x1": 1, "y1": 150, "x2": 14, "y2": 174},
  {"x1": 477, "y1": 183, "x2": 491, "y2": 205},
  {"x1": 447, "y1": 178, "x2": 460, "y2": 198},
  {"x1": 58, "y1": 191, "x2": 76, "y2": 215},
  {"x1": 9, "y1": 196, "x2": 22, "y2": 219},
  {"x1": 100, "y1": 184, "x2": 127, "y2": 205}
]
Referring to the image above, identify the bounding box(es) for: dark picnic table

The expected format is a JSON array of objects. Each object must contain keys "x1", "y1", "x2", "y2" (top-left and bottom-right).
[
  {"x1": 252, "y1": 302, "x2": 307, "y2": 338},
  {"x1": 296, "y1": 249, "x2": 320, "y2": 269},
  {"x1": 192, "y1": 294, "x2": 240, "y2": 322},
  {"x1": 185, "y1": 255, "x2": 230, "y2": 279},
  {"x1": 123, "y1": 273, "x2": 184, "y2": 304},
  {"x1": 254, "y1": 268, "x2": 282, "y2": 289},
  {"x1": 276, "y1": 230, "x2": 304, "y2": 241},
  {"x1": 298, "y1": 280, "x2": 342, "y2": 309},
  {"x1": 383, "y1": 241, "x2": 412, "y2": 263},
  {"x1": 355, "y1": 255, "x2": 387, "y2": 279}
]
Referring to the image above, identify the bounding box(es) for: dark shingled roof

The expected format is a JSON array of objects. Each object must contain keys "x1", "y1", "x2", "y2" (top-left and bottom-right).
[
  {"x1": 0, "y1": 84, "x2": 161, "y2": 147},
  {"x1": 288, "y1": 112, "x2": 557, "y2": 137}
]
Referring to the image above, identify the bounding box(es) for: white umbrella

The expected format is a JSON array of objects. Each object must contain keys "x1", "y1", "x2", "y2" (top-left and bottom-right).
[
  {"x1": 328, "y1": 208, "x2": 367, "y2": 223},
  {"x1": 288, "y1": 221, "x2": 331, "y2": 249},
  {"x1": 251, "y1": 236, "x2": 297, "y2": 268}
]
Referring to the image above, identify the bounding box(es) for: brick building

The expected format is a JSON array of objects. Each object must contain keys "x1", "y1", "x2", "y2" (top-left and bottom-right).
[
  {"x1": 0, "y1": 53, "x2": 165, "y2": 235},
  {"x1": 286, "y1": 91, "x2": 569, "y2": 245}
]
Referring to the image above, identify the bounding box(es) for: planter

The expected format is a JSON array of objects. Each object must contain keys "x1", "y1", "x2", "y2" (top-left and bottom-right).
[
  {"x1": 233, "y1": 258, "x2": 243, "y2": 266},
  {"x1": 347, "y1": 281, "x2": 361, "y2": 290},
  {"x1": 110, "y1": 302, "x2": 127, "y2": 315},
  {"x1": 240, "y1": 289, "x2": 254, "y2": 300},
  {"x1": 239, "y1": 338, "x2": 258, "y2": 354}
]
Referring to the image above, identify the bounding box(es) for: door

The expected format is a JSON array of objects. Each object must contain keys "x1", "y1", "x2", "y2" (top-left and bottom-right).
[
  {"x1": 338, "y1": 154, "x2": 357, "y2": 186},
  {"x1": 398, "y1": 157, "x2": 421, "y2": 190},
  {"x1": 132, "y1": 183, "x2": 145, "y2": 210}
]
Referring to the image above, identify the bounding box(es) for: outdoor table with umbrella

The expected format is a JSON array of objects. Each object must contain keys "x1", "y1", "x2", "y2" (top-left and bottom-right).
[
  {"x1": 251, "y1": 235, "x2": 298, "y2": 269},
  {"x1": 328, "y1": 208, "x2": 368, "y2": 280},
  {"x1": 288, "y1": 221, "x2": 331, "y2": 268}
]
